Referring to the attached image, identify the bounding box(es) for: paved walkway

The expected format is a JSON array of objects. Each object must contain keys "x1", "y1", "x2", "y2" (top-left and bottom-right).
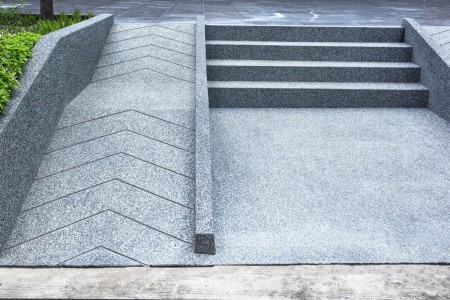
[
  {"x1": 8, "y1": 0, "x2": 450, "y2": 25},
  {"x1": 0, "y1": 23, "x2": 198, "y2": 266}
]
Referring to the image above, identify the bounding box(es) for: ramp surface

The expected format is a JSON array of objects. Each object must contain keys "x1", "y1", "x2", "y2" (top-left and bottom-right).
[{"x1": 0, "y1": 23, "x2": 198, "y2": 266}]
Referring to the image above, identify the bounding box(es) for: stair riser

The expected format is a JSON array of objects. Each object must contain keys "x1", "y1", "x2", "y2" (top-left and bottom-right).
[
  {"x1": 207, "y1": 66, "x2": 421, "y2": 83},
  {"x1": 206, "y1": 26, "x2": 404, "y2": 43},
  {"x1": 208, "y1": 88, "x2": 428, "y2": 108},
  {"x1": 206, "y1": 44, "x2": 412, "y2": 62}
]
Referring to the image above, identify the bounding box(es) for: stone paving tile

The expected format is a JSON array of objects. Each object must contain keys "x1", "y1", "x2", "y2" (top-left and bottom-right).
[
  {"x1": 38, "y1": 131, "x2": 194, "y2": 179},
  {"x1": 92, "y1": 55, "x2": 195, "y2": 82},
  {"x1": 102, "y1": 34, "x2": 195, "y2": 55},
  {"x1": 0, "y1": 211, "x2": 193, "y2": 266},
  {"x1": 57, "y1": 69, "x2": 195, "y2": 130},
  {"x1": 99, "y1": 43, "x2": 195, "y2": 68},
  {"x1": 107, "y1": 25, "x2": 195, "y2": 44},
  {"x1": 48, "y1": 110, "x2": 194, "y2": 153},
  {"x1": 8, "y1": 180, "x2": 193, "y2": 247},
  {"x1": 25, "y1": 153, "x2": 194, "y2": 210}
]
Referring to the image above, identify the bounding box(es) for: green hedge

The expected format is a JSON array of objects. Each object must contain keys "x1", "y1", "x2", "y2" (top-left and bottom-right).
[{"x1": 0, "y1": 31, "x2": 41, "y2": 113}]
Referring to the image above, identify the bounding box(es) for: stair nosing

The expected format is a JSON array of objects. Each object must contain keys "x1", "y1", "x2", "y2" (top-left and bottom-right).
[
  {"x1": 207, "y1": 81, "x2": 428, "y2": 90},
  {"x1": 206, "y1": 41, "x2": 411, "y2": 48},
  {"x1": 206, "y1": 60, "x2": 420, "y2": 68}
]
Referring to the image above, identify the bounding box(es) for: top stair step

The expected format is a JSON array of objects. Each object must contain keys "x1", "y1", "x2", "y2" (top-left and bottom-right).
[{"x1": 206, "y1": 24, "x2": 404, "y2": 43}]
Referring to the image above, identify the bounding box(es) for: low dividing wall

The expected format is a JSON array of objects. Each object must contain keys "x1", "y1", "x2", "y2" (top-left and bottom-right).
[
  {"x1": 194, "y1": 16, "x2": 216, "y2": 255},
  {"x1": 403, "y1": 19, "x2": 450, "y2": 123},
  {"x1": 0, "y1": 14, "x2": 114, "y2": 251}
]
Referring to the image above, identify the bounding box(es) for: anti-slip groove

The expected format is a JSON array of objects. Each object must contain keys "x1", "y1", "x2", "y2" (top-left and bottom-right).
[
  {"x1": 56, "y1": 109, "x2": 195, "y2": 131},
  {"x1": 98, "y1": 52, "x2": 195, "y2": 69},
  {"x1": 101, "y1": 42, "x2": 195, "y2": 57},
  {"x1": 47, "y1": 129, "x2": 192, "y2": 155},
  {"x1": 106, "y1": 32, "x2": 195, "y2": 46},
  {"x1": 91, "y1": 67, "x2": 194, "y2": 83}
]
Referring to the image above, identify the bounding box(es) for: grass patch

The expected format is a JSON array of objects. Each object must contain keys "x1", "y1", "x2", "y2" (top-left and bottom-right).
[{"x1": 0, "y1": 3, "x2": 93, "y2": 113}]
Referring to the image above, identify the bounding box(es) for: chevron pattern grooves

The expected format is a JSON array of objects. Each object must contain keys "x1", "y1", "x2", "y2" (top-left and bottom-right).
[
  {"x1": 0, "y1": 23, "x2": 197, "y2": 266},
  {"x1": 0, "y1": 210, "x2": 195, "y2": 266}
]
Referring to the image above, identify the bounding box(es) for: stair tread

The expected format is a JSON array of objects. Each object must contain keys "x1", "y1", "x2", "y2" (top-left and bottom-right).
[
  {"x1": 208, "y1": 81, "x2": 428, "y2": 90},
  {"x1": 206, "y1": 41, "x2": 411, "y2": 48},
  {"x1": 207, "y1": 60, "x2": 419, "y2": 68},
  {"x1": 206, "y1": 24, "x2": 403, "y2": 29}
]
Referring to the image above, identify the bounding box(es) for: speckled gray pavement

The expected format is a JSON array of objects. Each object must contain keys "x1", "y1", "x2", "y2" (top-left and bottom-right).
[
  {"x1": 1, "y1": 21, "x2": 450, "y2": 266},
  {"x1": 207, "y1": 108, "x2": 450, "y2": 264},
  {"x1": 0, "y1": 23, "x2": 198, "y2": 266}
]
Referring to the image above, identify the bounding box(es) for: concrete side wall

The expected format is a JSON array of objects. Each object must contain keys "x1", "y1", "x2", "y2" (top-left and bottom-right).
[
  {"x1": 403, "y1": 18, "x2": 450, "y2": 123},
  {"x1": 194, "y1": 16, "x2": 216, "y2": 255},
  {"x1": 0, "y1": 14, "x2": 114, "y2": 251}
]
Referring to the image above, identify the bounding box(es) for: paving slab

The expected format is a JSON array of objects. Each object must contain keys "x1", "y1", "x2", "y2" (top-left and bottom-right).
[{"x1": 12, "y1": 0, "x2": 450, "y2": 25}]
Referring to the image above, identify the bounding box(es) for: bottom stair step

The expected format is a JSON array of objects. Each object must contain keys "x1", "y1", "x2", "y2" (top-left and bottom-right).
[{"x1": 208, "y1": 81, "x2": 428, "y2": 108}]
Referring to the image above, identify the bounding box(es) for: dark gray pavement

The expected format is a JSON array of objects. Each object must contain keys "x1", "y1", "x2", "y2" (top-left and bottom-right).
[{"x1": 6, "y1": 0, "x2": 450, "y2": 25}]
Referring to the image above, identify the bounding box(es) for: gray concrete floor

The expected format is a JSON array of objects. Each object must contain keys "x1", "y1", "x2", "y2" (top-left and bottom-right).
[
  {"x1": 7, "y1": 0, "x2": 450, "y2": 25},
  {"x1": 209, "y1": 108, "x2": 450, "y2": 264}
]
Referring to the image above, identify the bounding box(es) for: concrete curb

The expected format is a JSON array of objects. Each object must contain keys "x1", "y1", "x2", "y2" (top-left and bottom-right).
[
  {"x1": 194, "y1": 16, "x2": 216, "y2": 255},
  {"x1": 0, "y1": 14, "x2": 114, "y2": 251},
  {"x1": 402, "y1": 18, "x2": 450, "y2": 123}
]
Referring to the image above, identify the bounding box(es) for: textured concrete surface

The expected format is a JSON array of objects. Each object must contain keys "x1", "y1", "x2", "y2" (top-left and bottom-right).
[
  {"x1": 208, "y1": 81, "x2": 428, "y2": 108},
  {"x1": 0, "y1": 265, "x2": 449, "y2": 299},
  {"x1": 194, "y1": 16, "x2": 215, "y2": 254},
  {"x1": 403, "y1": 19, "x2": 450, "y2": 123},
  {"x1": 206, "y1": 41, "x2": 413, "y2": 62},
  {"x1": 207, "y1": 60, "x2": 421, "y2": 83},
  {"x1": 0, "y1": 14, "x2": 113, "y2": 252},
  {"x1": 208, "y1": 108, "x2": 450, "y2": 264},
  {"x1": 9, "y1": 0, "x2": 450, "y2": 25},
  {"x1": 0, "y1": 23, "x2": 198, "y2": 266}
]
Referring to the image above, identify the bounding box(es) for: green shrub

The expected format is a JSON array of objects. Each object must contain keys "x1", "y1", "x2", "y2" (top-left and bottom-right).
[
  {"x1": 0, "y1": 31, "x2": 41, "y2": 113},
  {"x1": 0, "y1": 3, "x2": 94, "y2": 113}
]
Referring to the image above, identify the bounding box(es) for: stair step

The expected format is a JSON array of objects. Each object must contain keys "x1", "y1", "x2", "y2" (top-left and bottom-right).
[
  {"x1": 207, "y1": 60, "x2": 421, "y2": 83},
  {"x1": 206, "y1": 25, "x2": 404, "y2": 43},
  {"x1": 207, "y1": 81, "x2": 428, "y2": 108},
  {"x1": 206, "y1": 41, "x2": 412, "y2": 62}
]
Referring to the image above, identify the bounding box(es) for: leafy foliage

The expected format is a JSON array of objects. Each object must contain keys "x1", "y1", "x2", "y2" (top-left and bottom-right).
[
  {"x1": 0, "y1": 31, "x2": 41, "y2": 112},
  {"x1": 0, "y1": 3, "x2": 94, "y2": 113}
]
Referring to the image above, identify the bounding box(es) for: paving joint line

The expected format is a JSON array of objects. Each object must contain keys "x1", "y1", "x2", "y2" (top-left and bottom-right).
[
  {"x1": 157, "y1": 24, "x2": 195, "y2": 36},
  {"x1": 154, "y1": 4, "x2": 175, "y2": 23},
  {"x1": 44, "y1": 130, "x2": 128, "y2": 155},
  {"x1": 430, "y1": 28, "x2": 450, "y2": 36},
  {"x1": 47, "y1": 128, "x2": 192, "y2": 155},
  {"x1": 126, "y1": 129, "x2": 194, "y2": 153},
  {"x1": 119, "y1": 152, "x2": 194, "y2": 180},
  {"x1": 36, "y1": 153, "x2": 119, "y2": 181},
  {"x1": 91, "y1": 67, "x2": 195, "y2": 84},
  {"x1": 56, "y1": 109, "x2": 195, "y2": 132},
  {"x1": 6, "y1": 210, "x2": 109, "y2": 250},
  {"x1": 115, "y1": 178, "x2": 193, "y2": 209},
  {"x1": 109, "y1": 209, "x2": 192, "y2": 244},
  {"x1": 97, "y1": 52, "x2": 195, "y2": 70},
  {"x1": 57, "y1": 245, "x2": 148, "y2": 267},
  {"x1": 102, "y1": 42, "x2": 195, "y2": 57},
  {"x1": 105, "y1": 32, "x2": 195, "y2": 46},
  {"x1": 56, "y1": 110, "x2": 128, "y2": 130},
  {"x1": 110, "y1": 24, "x2": 156, "y2": 34},
  {"x1": 20, "y1": 180, "x2": 117, "y2": 214}
]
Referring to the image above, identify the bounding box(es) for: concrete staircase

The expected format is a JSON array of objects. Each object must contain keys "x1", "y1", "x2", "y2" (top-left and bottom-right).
[{"x1": 206, "y1": 25, "x2": 429, "y2": 108}]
